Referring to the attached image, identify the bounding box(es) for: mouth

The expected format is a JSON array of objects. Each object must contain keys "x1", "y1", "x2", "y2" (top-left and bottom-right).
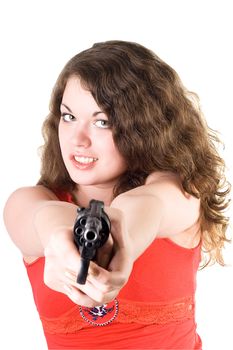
[
  {"x1": 72, "y1": 155, "x2": 98, "y2": 170},
  {"x1": 74, "y1": 156, "x2": 98, "y2": 164}
]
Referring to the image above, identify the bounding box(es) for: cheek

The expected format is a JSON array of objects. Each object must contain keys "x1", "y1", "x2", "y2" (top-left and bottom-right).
[
  {"x1": 58, "y1": 123, "x2": 67, "y2": 145},
  {"x1": 58, "y1": 125, "x2": 67, "y2": 157},
  {"x1": 108, "y1": 142, "x2": 127, "y2": 170},
  {"x1": 58, "y1": 122, "x2": 62, "y2": 142}
]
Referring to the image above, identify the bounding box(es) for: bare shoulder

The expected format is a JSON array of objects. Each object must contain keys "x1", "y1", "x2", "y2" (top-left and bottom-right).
[
  {"x1": 3, "y1": 185, "x2": 59, "y2": 259},
  {"x1": 6, "y1": 185, "x2": 57, "y2": 199},
  {"x1": 145, "y1": 171, "x2": 201, "y2": 245},
  {"x1": 3, "y1": 185, "x2": 58, "y2": 239},
  {"x1": 145, "y1": 171, "x2": 198, "y2": 202},
  {"x1": 4, "y1": 185, "x2": 58, "y2": 213},
  {"x1": 127, "y1": 171, "x2": 197, "y2": 201},
  {"x1": 145, "y1": 170, "x2": 185, "y2": 189},
  {"x1": 121, "y1": 171, "x2": 200, "y2": 245}
]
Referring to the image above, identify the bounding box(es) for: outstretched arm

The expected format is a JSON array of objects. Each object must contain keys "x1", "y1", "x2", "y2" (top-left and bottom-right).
[
  {"x1": 110, "y1": 171, "x2": 200, "y2": 260},
  {"x1": 3, "y1": 186, "x2": 78, "y2": 257},
  {"x1": 69, "y1": 172, "x2": 200, "y2": 304},
  {"x1": 3, "y1": 185, "x2": 131, "y2": 307},
  {"x1": 3, "y1": 173, "x2": 200, "y2": 307}
]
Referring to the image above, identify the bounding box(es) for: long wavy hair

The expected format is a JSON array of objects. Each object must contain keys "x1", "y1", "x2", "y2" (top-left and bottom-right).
[{"x1": 38, "y1": 40, "x2": 231, "y2": 267}]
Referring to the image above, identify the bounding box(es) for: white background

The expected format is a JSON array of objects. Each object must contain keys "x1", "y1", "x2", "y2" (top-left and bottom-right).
[{"x1": 0, "y1": 1, "x2": 232, "y2": 349}]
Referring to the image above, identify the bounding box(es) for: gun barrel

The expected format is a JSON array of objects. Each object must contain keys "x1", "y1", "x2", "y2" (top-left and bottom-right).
[{"x1": 73, "y1": 199, "x2": 110, "y2": 284}]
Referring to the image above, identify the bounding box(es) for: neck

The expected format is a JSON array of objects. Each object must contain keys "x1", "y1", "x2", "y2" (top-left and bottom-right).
[{"x1": 74, "y1": 185, "x2": 115, "y2": 208}]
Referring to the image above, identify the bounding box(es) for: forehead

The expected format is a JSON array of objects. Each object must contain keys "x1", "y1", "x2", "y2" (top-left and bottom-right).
[{"x1": 61, "y1": 76, "x2": 99, "y2": 110}]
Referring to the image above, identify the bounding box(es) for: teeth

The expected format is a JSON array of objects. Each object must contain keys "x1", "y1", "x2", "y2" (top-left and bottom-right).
[{"x1": 74, "y1": 156, "x2": 98, "y2": 164}]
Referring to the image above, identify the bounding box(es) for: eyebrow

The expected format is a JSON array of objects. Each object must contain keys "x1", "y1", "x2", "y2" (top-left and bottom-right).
[{"x1": 61, "y1": 103, "x2": 105, "y2": 117}]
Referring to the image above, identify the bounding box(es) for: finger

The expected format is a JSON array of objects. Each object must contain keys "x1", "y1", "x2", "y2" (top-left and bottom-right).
[
  {"x1": 96, "y1": 235, "x2": 113, "y2": 268},
  {"x1": 87, "y1": 260, "x2": 130, "y2": 290},
  {"x1": 64, "y1": 269, "x2": 78, "y2": 283},
  {"x1": 104, "y1": 207, "x2": 127, "y2": 248},
  {"x1": 64, "y1": 248, "x2": 82, "y2": 273},
  {"x1": 64, "y1": 268, "x2": 108, "y2": 293},
  {"x1": 64, "y1": 270, "x2": 115, "y2": 305},
  {"x1": 63, "y1": 283, "x2": 100, "y2": 307}
]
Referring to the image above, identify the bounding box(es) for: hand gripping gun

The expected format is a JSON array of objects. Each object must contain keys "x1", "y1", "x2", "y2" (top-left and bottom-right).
[{"x1": 73, "y1": 199, "x2": 111, "y2": 284}]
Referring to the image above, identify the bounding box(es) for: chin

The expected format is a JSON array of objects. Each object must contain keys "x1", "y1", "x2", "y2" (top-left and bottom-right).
[{"x1": 71, "y1": 175, "x2": 118, "y2": 188}]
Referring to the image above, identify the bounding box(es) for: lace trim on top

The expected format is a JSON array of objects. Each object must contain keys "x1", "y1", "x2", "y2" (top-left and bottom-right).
[{"x1": 40, "y1": 296, "x2": 194, "y2": 334}]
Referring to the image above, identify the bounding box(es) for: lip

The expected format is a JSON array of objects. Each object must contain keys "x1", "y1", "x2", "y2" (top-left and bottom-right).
[
  {"x1": 70, "y1": 153, "x2": 98, "y2": 159},
  {"x1": 70, "y1": 155, "x2": 98, "y2": 170}
]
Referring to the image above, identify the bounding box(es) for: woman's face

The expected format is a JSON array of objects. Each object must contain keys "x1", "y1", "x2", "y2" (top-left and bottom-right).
[{"x1": 58, "y1": 76, "x2": 127, "y2": 190}]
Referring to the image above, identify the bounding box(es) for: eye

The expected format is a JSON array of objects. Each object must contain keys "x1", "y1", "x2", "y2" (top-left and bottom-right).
[
  {"x1": 94, "y1": 119, "x2": 110, "y2": 129},
  {"x1": 61, "y1": 113, "x2": 76, "y2": 122}
]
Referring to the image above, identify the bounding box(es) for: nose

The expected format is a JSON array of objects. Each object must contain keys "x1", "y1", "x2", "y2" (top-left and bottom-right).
[{"x1": 71, "y1": 123, "x2": 91, "y2": 148}]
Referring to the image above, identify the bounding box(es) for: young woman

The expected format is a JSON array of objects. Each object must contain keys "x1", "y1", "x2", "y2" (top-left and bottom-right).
[{"x1": 3, "y1": 40, "x2": 230, "y2": 349}]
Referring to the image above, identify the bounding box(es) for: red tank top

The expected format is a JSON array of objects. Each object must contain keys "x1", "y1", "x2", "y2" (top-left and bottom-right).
[{"x1": 24, "y1": 192, "x2": 202, "y2": 349}]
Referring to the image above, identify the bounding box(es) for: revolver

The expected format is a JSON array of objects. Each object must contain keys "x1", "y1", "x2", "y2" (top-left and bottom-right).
[{"x1": 73, "y1": 199, "x2": 111, "y2": 284}]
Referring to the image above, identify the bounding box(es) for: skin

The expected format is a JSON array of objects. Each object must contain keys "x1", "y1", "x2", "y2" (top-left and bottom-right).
[
  {"x1": 59, "y1": 77, "x2": 127, "y2": 207},
  {"x1": 3, "y1": 77, "x2": 201, "y2": 307}
]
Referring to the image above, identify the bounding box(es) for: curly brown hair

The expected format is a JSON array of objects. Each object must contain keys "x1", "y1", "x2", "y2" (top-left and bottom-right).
[{"x1": 37, "y1": 40, "x2": 231, "y2": 267}]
